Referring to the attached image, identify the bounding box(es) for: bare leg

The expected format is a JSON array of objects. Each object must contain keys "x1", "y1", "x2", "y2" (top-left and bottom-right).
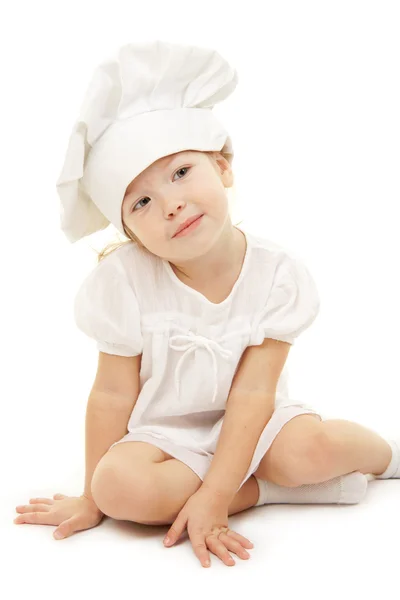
[
  {"x1": 310, "y1": 419, "x2": 392, "y2": 483},
  {"x1": 135, "y1": 459, "x2": 260, "y2": 526}
]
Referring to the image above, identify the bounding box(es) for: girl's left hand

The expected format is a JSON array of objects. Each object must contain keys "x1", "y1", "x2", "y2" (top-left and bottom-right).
[{"x1": 163, "y1": 486, "x2": 254, "y2": 568}]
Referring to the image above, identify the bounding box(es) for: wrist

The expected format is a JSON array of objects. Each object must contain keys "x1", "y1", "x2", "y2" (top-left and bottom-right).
[
  {"x1": 82, "y1": 492, "x2": 103, "y2": 513},
  {"x1": 200, "y1": 482, "x2": 236, "y2": 504}
]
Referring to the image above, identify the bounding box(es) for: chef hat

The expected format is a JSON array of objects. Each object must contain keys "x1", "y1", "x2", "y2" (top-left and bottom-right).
[{"x1": 55, "y1": 40, "x2": 238, "y2": 243}]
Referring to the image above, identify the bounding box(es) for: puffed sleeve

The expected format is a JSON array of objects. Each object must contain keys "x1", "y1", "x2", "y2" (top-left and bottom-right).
[
  {"x1": 73, "y1": 259, "x2": 143, "y2": 356},
  {"x1": 250, "y1": 253, "x2": 320, "y2": 346}
]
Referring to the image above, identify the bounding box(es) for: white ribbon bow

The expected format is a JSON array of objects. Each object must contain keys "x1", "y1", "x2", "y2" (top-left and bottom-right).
[{"x1": 169, "y1": 330, "x2": 233, "y2": 404}]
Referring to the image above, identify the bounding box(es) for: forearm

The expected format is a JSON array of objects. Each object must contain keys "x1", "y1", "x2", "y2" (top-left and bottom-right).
[
  {"x1": 84, "y1": 393, "x2": 131, "y2": 502},
  {"x1": 202, "y1": 391, "x2": 275, "y2": 503}
]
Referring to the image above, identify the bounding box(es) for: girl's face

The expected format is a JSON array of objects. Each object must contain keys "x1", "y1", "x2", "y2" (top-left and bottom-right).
[{"x1": 121, "y1": 150, "x2": 234, "y2": 261}]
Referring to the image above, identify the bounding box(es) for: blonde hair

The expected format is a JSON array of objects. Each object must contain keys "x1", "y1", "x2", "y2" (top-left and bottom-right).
[{"x1": 96, "y1": 150, "x2": 242, "y2": 263}]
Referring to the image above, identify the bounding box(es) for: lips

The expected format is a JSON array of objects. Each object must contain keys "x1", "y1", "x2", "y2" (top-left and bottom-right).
[{"x1": 173, "y1": 214, "x2": 203, "y2": 237}]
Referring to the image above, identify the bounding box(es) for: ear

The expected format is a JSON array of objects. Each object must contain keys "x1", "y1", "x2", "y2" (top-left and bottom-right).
[{"x1": 214, "y1": 152, "x2": 234, "y2": 188}]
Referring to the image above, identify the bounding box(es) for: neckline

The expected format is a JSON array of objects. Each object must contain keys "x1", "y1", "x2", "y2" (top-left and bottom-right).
[{"x1": 162, "y1": 227, "x2": 252, "y2": 307}]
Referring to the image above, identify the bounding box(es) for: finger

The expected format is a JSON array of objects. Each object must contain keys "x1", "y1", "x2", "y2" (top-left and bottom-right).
[
  {"x1": 206, "y1": 535, "x2": 235, "y2": 567},
  {"x1": 28, "y1": 498, "x2": 55, "y2": 505},
  {"x1": 53, "y1": 494, "x2": 67, "y2": 499},
  {"x1": 224, "y1": 530, "x2": 254, "y2": 549},
  {"x1": 218, "y1": 533, "x2": 251, "y2": 560},
  {"x1": 164, "y1": 512, "x2": 187, "y2": 546},
  {"x1": 16, "y1": 504, "x2": 51, "y2": 514},
  {"x1": 14, "y1": 511, "x2": 56, "y2": 525},
  {"x1": 53, "y1": 516, "x2": 83, "y2": 540},
  {"x1": 190, "y1": 534, "x2": 211, "y2": 568}
]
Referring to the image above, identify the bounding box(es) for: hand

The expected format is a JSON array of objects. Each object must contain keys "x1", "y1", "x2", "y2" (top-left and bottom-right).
[
  {"x1": 14, "y1": 493, "x2": 104, "y2": 540},
  {"x1": 163, "y1": 486, "x2": 254, "y2": 568}
]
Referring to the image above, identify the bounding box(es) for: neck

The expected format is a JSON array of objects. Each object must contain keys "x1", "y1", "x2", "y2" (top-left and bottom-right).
[{"x1": 170, "y1": 224, "x2": 246, "y2": 286}]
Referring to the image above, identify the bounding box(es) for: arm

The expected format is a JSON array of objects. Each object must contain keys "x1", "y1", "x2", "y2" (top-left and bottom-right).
[
  {"x1": 201, "y1": 338, "x2": 291, "y2": 504},
  {"x1": 83, "y1": 351, "x2": 141, "y2": 503}
]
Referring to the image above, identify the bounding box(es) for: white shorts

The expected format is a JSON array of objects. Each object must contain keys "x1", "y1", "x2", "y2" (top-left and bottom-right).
[{"x1": 110, "y1": 404, "x2": 327, "y2": 489}]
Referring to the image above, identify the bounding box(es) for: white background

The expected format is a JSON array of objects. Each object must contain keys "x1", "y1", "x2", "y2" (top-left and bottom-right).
[{"x1": 2, "y1": 1, "x2": 399, "y2": 598}]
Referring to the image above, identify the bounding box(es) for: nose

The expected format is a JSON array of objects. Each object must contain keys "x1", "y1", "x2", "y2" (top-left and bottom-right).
[{"x1": 162, "y1": 194, "x2": 186, "y2": 217}]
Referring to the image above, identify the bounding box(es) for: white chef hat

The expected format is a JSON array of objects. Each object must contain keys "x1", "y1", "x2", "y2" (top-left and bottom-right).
[{"x1": 55, "y1": 40, "x2": 238, "y2": 243}]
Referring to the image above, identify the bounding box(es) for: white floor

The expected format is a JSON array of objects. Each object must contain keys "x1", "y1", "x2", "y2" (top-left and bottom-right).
[{"x1": 4, "y1": 475, "x2": 399, "y2": 599}]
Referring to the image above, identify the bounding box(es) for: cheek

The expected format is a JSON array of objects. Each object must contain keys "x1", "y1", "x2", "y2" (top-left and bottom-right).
[
  {"x1": 136, "y1": 223, "x2": 166, "y2": 248},
  {"x1": 202, "y1": 189, "x2": 229, "y2": 213}
]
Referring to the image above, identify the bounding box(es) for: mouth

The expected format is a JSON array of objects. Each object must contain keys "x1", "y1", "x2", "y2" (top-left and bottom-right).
[{"x1": 173, "y1": 214, "x2": 204, "y2": 237}]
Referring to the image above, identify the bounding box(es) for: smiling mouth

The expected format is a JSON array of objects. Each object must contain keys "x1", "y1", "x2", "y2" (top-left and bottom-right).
[{"x1": 173, "y1": 214, "x2": 204, "y2": 237}]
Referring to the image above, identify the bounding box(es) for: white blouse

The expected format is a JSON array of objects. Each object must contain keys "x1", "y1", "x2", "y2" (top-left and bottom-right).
[{"x1": 73, "y1": 228, "x2": 320, "y2": 455}]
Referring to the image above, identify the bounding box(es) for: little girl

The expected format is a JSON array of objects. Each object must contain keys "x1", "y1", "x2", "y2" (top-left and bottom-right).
[{"x1": 14, "y1": 40, "x2": 399, "y2": 569}]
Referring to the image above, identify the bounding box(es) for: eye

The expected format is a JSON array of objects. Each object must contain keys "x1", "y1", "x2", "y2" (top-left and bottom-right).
[
  {"x1": 173, "y1": 166, "x2": 191, "y2": 181},
  {"x1": 132, "y1": 197, "x2": 151, "y2": 212},
  {"x1": 131, "y1": 166, "x2": 191, "y2": 212}
]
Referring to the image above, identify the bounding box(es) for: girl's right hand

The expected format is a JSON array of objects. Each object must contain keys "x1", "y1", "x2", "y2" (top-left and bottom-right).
[{"x1": 14, "y1": 493, "x2": 104, "y2": 540}]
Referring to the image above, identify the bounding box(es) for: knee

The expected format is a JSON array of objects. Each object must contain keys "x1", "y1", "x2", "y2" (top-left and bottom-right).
[
  {"x1": 282, "y1": 429, "x2": 336, "y2": 486},
  {"x1": 91, "y1": 465, "x2": 161, "y2": 522}
]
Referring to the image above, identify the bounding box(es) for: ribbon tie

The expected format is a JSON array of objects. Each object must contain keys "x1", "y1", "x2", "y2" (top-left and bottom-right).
[{"x1": 169, "y1": 329, "x2": 233, "y2": 404}]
